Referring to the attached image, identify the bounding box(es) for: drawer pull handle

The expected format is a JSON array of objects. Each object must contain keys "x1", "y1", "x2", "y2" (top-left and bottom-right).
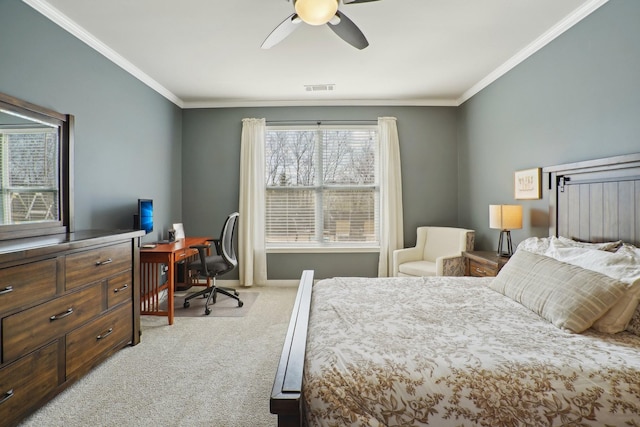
[
  {"x1": 0, "y1": 286, "x2": 13, "y2": 295},
  {"x1": 475, "y1": 267, "x2": 484, "y2": 273},
  {"x1": 0, "y1": 389, "x2": 14, "y2": 405},
  {"x1": 97, "y1": 328, "x2": 114, "y2": 340},
  {"x1": 114, "y1": 284, "x2": 129, "y2": 293},
  {"x1": 50, "y1": 307, "x2": 74, "y2": 321},
  {"x1": 95, "y1": 258, "x2": 113, "y2": 266}
]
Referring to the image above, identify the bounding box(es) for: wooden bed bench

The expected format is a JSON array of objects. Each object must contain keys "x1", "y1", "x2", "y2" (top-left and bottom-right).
[{"x1": 270, "y1": 270, "x2": 314, "y2": 427}]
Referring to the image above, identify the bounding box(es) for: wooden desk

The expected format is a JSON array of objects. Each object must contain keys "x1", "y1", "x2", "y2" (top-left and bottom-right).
[{"x1": 140, "y1": 237, "x2": 210, "y2": 325}]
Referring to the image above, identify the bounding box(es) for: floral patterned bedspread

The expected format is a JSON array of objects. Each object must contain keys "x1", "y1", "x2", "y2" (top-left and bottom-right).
[{"x1": 303, "y1": 276, "x2": 640, "y2": 426}]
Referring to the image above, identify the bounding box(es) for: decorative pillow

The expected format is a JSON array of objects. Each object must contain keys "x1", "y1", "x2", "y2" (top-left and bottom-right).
[
  {"x1": 626, "y1": 304, "x2": 640, "y2": 336},
  {"x1": 489, "y1": 250, "x2": 627, "y2": 333},
  {"x1": 544, "y1": 238, "x2": 640, "y2": 333},
  {"x1": 592, "y1": 285, "x2": 640, "y2": 333}
]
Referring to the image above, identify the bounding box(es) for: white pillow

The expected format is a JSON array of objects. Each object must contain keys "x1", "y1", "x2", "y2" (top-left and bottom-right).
[
  {"x1": 517, "y1": 236, "x2": 622, "y2": 256},
  {"x1": 556, "y1": 235, "x2": 622, "y2": 252},
  {"x1": 544, "y1": 238, "x2": 640, "y2": 333},
  {"x1": 545, "y1": 238, "x2": 640, "y2": 283},
  {"x1": 490, "y1": 250, "x2": 627, "y2": 333},
  {"x1": 517, "y1": 236, "x2": 551, "y2": 255},
  {"x1": 617, "y1": 242, "x2": 640, "y2": 256}
]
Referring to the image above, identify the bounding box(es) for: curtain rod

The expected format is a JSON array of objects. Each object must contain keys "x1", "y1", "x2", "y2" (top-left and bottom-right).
[{"x1": 266, "y1": 119, "x2": 378, "y2": 125}]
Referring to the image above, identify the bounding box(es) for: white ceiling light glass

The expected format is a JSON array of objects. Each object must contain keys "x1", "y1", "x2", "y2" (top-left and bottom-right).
[{"x1": 295, "y1": 0, "x2": 339, "y2": 26}]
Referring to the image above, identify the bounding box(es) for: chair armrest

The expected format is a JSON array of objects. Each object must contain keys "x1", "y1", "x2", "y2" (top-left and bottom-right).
[
  {"x1": 435, "y1": 254, "x2": 465, "y2": 276},
  {"x1": 187, "y1": 244, "x2": 212, "y2": 276},
  {"x1": 392, "y1": 247, "x2": 423, "y2": 276},
  {"x1": 209, "y1": 238, "x2": 222, "y2": 255}
]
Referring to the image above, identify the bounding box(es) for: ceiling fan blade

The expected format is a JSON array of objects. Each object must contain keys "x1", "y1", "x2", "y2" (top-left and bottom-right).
[
  {"x1": 261, "y1": 13, "x2": 302, "y2": 49},
  {"x1": 342, "y1": 0, "x2": 381, "y2": 4},
  {"x1": 327, "y1": 11, "x2": 369, "y2": 49}
]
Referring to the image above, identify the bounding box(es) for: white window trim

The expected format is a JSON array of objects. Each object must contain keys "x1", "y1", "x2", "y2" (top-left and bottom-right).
[
  {"x1": 266, "y1": 245, "x2": 380, "y2": 254},
  {"x1": 265, "y1": 124, "x2": 380, "y2": 250}
]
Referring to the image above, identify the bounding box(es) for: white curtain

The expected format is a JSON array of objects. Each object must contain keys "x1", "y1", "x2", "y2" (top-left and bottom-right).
[
  {"x1": 377, "y1": 117, "x2": 404, "y2": 277},
  {"x1": 238, "y1": 118, "x2": 267, "y2": 286}
]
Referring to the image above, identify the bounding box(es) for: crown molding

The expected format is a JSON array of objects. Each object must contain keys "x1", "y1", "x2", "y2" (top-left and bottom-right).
[
  {"x1": 457, "y1": 0, "x2": 609, "y2": 105},
  {"x1": 24, "y1": 0, "x2": 608, "y2": 110},
  {"x1": 22, "y1": 0, "x2": 184, "y2": 108},
  {"x1": 182, "y1": 98, "x2": 459, "y2": 109}
]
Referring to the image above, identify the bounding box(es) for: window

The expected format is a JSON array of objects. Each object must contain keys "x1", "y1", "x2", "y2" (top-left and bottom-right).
[
  {"x1": 0, "y1": 128, "x2": 59, "y2": 224},
  {"x1": 265, "y1": 126, "x2": 379, "y2": 248}
]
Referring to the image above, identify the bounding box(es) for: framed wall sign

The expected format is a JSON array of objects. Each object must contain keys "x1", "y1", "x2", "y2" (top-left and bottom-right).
[{"x1": 514, "y1": 167, "x2": 542, "y2": 200}]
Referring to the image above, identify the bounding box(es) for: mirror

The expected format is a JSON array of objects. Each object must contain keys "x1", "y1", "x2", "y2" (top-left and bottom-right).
[{"x1": 0, "y1": 92, "x2": 72, "y2": 240}]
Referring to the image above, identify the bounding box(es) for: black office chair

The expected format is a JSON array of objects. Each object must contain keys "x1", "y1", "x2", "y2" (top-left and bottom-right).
[{"x1": 183, "y1": 212, "x2": 243, "y2": 315}]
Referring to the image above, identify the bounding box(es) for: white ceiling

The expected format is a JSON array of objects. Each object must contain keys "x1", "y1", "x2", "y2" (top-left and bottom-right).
[{"x1": 25, "y1": 0, "x2": 607, "y2": 108}]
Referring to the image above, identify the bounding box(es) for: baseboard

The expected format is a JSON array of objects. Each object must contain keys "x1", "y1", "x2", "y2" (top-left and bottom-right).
[
  {"x1": 264, "y1": 280, "x2": 301, "y2": 287},
  {"x1": 190, "y1": 279, "x2": 300, "y2": 288}
]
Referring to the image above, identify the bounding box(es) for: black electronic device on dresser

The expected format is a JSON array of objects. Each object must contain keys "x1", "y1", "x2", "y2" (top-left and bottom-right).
[
  {"x1": 133, "y1": 198, "x2": 154, "y2": 234},
  {"x1": 0, "y1": 92, "x2": 144, "y2": 427}
]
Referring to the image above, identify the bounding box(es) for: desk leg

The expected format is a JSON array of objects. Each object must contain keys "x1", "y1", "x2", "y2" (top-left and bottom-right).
[{"x1": 167, "y1": 256, "x2": 175, "y2": 325}]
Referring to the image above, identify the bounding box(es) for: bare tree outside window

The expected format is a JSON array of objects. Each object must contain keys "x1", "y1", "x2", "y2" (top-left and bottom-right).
[{"x1": 265, "y1": 126, "x2": 379, "y2": 246}]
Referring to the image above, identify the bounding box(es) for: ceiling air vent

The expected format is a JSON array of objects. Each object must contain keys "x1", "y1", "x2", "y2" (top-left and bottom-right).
[{"x1": 304, "y1": 84, "x2": 335, "y2": 92}]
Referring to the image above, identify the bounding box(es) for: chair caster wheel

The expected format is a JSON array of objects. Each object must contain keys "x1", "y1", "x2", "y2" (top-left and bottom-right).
[
  {"x1": 205, "y1": 308, "x2": 211, "y2": 315},
  {"x1": 234, "y1": 290, "x2": 239, "y2": 296},
  {"x1": 238, "y1": 300, "x2": 244, "y2": 307},
  {"x1": 184, "y1": 301, "x2": 190, "y2": 308}
]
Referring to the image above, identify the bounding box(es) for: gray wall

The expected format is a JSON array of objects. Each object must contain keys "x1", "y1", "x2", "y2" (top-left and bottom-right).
[
  {"x1": 0, "y1": 1, "x2": 182, "y2": 241},
  {"x1": 458, "y1": 0, "x2": 640, "y2": 251},
  {"x1": 182, "y1": 106, "x2": 459, "y2": 279}
]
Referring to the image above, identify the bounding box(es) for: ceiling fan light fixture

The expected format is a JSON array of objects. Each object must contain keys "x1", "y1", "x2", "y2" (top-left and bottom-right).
[{"x1": 295, "y1": 0, "x2": 339, "y2": 26}]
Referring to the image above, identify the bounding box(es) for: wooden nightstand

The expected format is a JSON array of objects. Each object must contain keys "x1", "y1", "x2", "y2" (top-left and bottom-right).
[{"x1": 463, "y1": 251, "x2": 509, "y2": 277}]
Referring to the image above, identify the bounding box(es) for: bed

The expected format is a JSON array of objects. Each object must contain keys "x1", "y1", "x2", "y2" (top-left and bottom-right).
[{"x1": 270, "y1": 153, "x2": 640, "y2": 427}]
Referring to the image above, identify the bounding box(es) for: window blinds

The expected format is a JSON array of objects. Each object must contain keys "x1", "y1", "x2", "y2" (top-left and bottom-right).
[{"x1": 265, "y1": 126, "x2": 379, "y2": 246}]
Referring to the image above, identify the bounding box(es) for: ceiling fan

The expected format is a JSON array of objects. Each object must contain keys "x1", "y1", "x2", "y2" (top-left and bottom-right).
[{"x1": 261, "y1": 0, "x2": 380, "y2": 50}]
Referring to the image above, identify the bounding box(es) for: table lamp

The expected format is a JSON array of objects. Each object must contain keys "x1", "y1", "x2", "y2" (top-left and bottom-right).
[{"x1": 489, "y1": 204, "x2": 523, "y2": 257}]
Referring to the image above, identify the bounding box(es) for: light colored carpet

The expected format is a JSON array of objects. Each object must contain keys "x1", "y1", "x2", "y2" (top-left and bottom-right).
[{"x1": 19, "y1": 284, "x2": 298, "y2": 427}]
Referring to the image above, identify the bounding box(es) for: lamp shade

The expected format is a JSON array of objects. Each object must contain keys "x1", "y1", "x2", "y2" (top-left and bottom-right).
[
  {"x1": 295, "y1": 0, "x2": 339, "y2": 25},
  {"x1": 489, "y1": 205, "x2": 523, "y2": 230}
]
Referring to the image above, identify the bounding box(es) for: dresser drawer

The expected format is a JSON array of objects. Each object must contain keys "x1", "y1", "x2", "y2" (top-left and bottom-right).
[
  {"x1": 0, "y1": 341, "x2": 59, "y2": 426},
  {"x1": 0, "y1": 259, "x2": 57, "y2": 315},
  {"x1": 107, "y1": 270, "x2": 132, "y2": 308},
  {"x1": 66, "y1": 302, "x2": 132, "y2": 380},
  {"x1": 65, "y1": 242, "x2": 131, "y2": 290},
  {"x1": 2, "y1": 284, "x2": 102, "y2": 363},
  {"x1": 468, "y1": 259, "x2": 499, "y2": 277}
]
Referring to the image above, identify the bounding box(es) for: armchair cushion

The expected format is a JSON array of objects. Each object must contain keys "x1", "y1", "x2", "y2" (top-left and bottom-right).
[{"x1": 398, "y1": 260, "x2": 437, "y2": 277}]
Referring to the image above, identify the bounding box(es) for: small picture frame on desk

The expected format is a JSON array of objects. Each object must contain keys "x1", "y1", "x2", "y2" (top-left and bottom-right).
[
  {"x1": 172, "y1": 223, "x2": 185, "y2": 240},
  {"x1": 514, "y1": 167, "x2": 542, "y2": 200}
]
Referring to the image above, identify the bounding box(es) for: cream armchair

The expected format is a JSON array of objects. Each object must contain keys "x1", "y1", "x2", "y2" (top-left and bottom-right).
[{"x1": 393, "y1": 227, "x2": 475, "y2": 277}]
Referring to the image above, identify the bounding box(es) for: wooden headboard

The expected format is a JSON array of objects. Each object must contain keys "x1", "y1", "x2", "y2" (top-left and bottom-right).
[{"x1": 544, "y1": 153, "x2": 640, "y2": 246}]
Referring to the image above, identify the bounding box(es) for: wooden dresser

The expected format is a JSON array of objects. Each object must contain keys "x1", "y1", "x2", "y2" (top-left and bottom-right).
[
  {"x1": 463, "y1": 251, "x2": 509, "y2": 277},
  {"x1": 0, "y1": 230, "x2": 143, "y2": 427}
]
